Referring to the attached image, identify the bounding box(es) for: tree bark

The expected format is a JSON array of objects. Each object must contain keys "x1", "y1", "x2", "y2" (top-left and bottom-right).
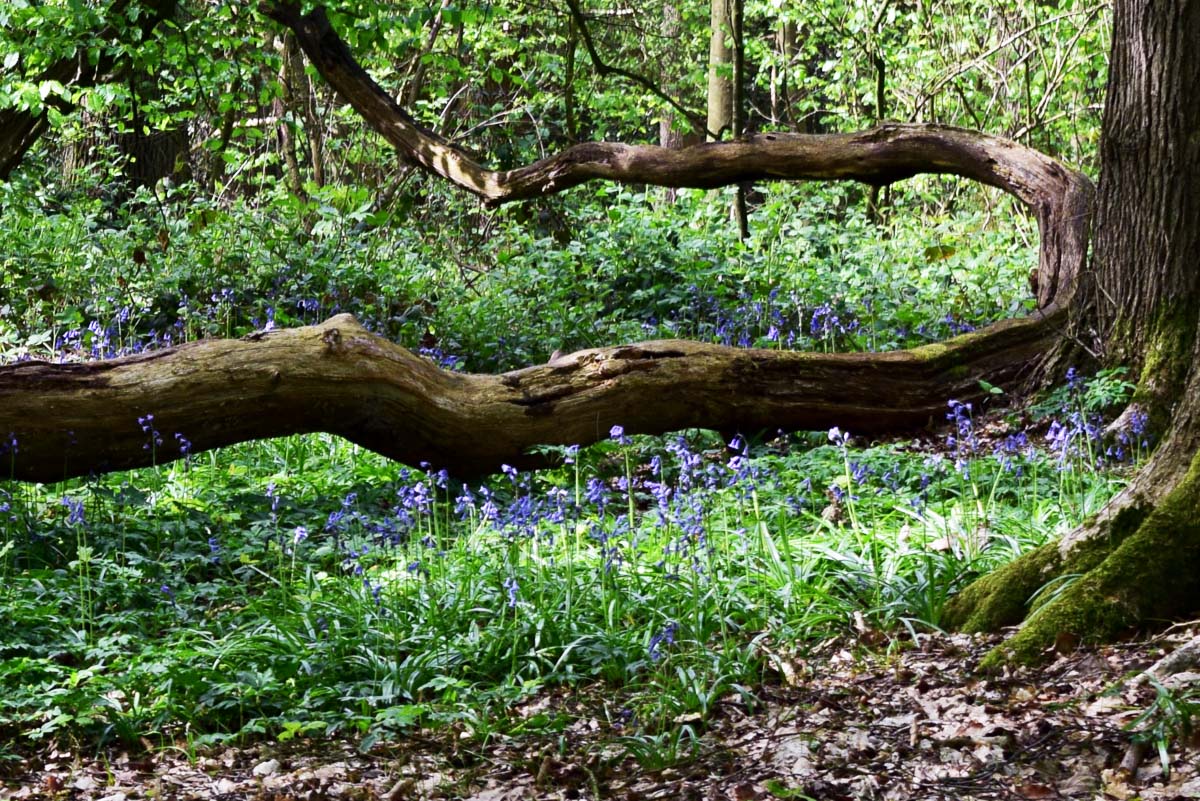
[
  {"x1": 275, "y1": 31, "x2": 307, "y2": 196},
  {"x1": 706, "y1": 0, "x2": 733, "y2": 142},
  {"x1": 0, "y1": 312, "x2": 1061, "y2": 485},
  {"x1": 945, "y1": 0, "x2": 1200, "y2": 666},
  {"x1": 730, "y1": 0, "x2": 749, "y2": 239}
]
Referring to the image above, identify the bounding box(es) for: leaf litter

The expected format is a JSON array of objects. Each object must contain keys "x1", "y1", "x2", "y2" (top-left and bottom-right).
[{"x1": 3, "y1": 625, "x2": 1198, "y2": 801}]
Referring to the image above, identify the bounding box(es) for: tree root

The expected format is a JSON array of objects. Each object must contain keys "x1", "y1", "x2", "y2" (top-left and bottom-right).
[{"x1": 979, "y1": 450, "x2": 1200, "y2": 667}]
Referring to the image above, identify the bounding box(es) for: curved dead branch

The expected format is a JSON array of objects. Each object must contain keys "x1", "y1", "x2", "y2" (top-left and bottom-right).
[{"x1": 262, "y1": 2, "x2": 1092, "y2": 310}]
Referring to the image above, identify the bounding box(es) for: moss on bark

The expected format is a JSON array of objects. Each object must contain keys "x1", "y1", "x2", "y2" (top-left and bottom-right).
[
  {"x1": 942, "y1": 543, "x2": 1062, "y2": 632},
  {"x1": 981, "y1": 449, "x2": 1200, "y2": 667},
  {"x1": 943, "y1": 501, "x2": 1148, "y2": 635},
  {"x1": 1125, "y1": 304, "x2": 1199, "y2": 425}
]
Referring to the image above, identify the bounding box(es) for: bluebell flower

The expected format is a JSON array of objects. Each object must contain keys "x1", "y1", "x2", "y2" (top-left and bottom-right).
[
  {"x1": 648, "y1": 621, "x2": 678, "y2": 662},
  {"x1": 585, "y1": 477, "x2": 610, "y2": 510},
  {"x1": 454, "y1": 485, "x2": 476, "y2": 519},
  {"x1": 61, "y1": 497, "x2": 85, "y2": 526},
  {"x1": 828, "y1": 427, "x2": 850, "y2": 447},
  {"x1": 544, "y1": 487, "x2": 571, "y2": 525},
  {"x1": 138, "y1": 414, "x2": 163, "y2": 450},
  {"x1": 477, "y1": 485, "x2": 500, "y2": 523},
  {"x1": 502, "y1": 576, "x2": 519, "y2": 608}
]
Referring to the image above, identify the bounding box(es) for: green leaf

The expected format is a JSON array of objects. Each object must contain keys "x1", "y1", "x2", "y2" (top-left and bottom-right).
[{"x1": 38, "y1": 79, "x2": 65, "y2": 101}]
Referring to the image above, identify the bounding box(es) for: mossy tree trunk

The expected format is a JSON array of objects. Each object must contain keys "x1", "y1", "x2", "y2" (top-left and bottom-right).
[{"x1": 945, "y1": 0, "x2": 1200, "y2": 665}]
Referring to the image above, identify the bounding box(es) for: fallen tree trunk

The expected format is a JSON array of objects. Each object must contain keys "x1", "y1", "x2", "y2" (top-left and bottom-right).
[{"x1": 1, "y1": 311, "x2": 1062, "y2": 483}]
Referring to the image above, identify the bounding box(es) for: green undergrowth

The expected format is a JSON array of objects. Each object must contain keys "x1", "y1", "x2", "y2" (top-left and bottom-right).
[
  {"x1": 0, "y1": 393, "x2": 1136, "y2": 756},
  {"x1": 0, "y1": 176, "x2": 1037, "y2": 372}
]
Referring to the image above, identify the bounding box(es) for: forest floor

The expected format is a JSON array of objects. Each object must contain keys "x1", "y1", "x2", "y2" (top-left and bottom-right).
[{"x1": 3, "y1": 624, "x2": 1199, "y2": 801}]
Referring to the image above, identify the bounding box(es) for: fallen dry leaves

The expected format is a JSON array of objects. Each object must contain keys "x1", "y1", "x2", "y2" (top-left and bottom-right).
[{"x1": 3, "y1": 625, "x2": 1198, "y2": 801}]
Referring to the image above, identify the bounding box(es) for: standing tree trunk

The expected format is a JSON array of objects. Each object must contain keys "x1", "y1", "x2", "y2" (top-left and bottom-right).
[
  {"x1": 770, "y1": 19, "x2": 796, "y2": 127},
  {"x1": 275, "y1": 31, "x2": 307, "y2": 196},
  {"x1": 945, "y1": 0, "x2": 1200, "y2": 665},
  {"x1": 730, "y1": 0, "x2": 749, "y2": 239},
  {"x1": 658, "y1": 4, "x2": 686, "y2": 205},
  {"x1": 706, "y1": 0, "x2": 732, "y2": 141},
  {"x1": 659, "y1": 4, "x2": 684, "y2": 150}
]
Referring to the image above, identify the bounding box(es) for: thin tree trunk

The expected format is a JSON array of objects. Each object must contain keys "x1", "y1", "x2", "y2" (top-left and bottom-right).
[
  {"x1": 866, "y1": 52, "x2": 887, "y2": 223},
  {"x1": 658, "y1": 4, "x2": 684, "y2": 204},
  {"x1": 731, "y1": 0, "x2": 749, "y2": 239},
  {"x1": 565, "y1": 13, "x2": 579, "y2": 144},
  {"x1": 276, "y1": 32, "x2": 306, "y2": 195},
  {"x1": 706, "y1": 0, "x2": 732, "y2": 141},
  {"x1": 406, "y1": 0, "x2": 452, "y2": 107}
]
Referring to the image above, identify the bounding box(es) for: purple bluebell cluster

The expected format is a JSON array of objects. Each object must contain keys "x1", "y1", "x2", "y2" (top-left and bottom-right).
[
  {"x1": 946, "y1": 400, "x2": 977, "y2": 477},
  {"x1": 61, "y1": 496, "x2": 86, "y2": 526},
  {"x1": 647, "y1": 621, "x2": 678, "y2": 662},
  {"x1": 0, "y1": 264, "x2": 1009, "y2": 383},
  {"x1": 1109, "y1": 410, "x2": 1150, "y2": 462},
  {"x1": 650, "y1": 284, "x2": 990, "y2": 358},
  {"x1": 138, "y1": 415, "x2": 163, "y2": 452},
  {"x1": 1043, "y1": 368, "x2": 1151, "y2": 469}
]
